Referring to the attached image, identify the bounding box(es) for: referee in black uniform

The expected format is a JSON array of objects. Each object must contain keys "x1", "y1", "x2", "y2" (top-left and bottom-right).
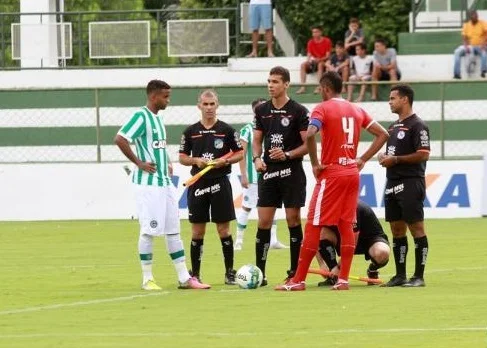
[
  {"x1": 179, "y1": 89, "x2": 243, "y2": 285},
  {"x1": 379, "y1": 84, "x2": 430, "y2": 287},
  {"x1": 316, "y1": 200, "x2": 390, "y2": 286},
  {"x1": 252, "y1": 66, "x2": 309, "y2": 285}
]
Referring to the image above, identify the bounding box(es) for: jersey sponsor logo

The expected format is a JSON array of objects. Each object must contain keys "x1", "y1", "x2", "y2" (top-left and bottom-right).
[
  {"x1": 152, "y1": 140, "x2": 167, "y2": 149},
  {"x1": 262, "y1": 167, "x2": 292, "y2": 180},
  {"x1": 234, "y1": 131, "x2": 242, "y2": 148},
  {"x1": 338, "y1": 157, "x2": 356, "y2": 166},
  {"x1": 420, "y1": 130, "x2": 429, "y2": 147},
  {"x1": 341, "y1": 144, "x2": 355, "y2": 149},
  {"x1": 194, "y1": 186, "x2": 211, "y2": 196},
  {"x1": 214, "y1": 138, "x2": 224, "y2": 149},
  {"x1": 280, "y1": 117, "x2": 290, "y2": 127},
  {"x1": 270, "y1": 133, "x2": 284, "y2": 147},
  {"x1": 202, "y1": 152, "x2": 214, "y2": 161},
  {"x1": 271, "y1": 109, "x2": 286, "y2": 114},
  {"x1": 397, "y1": 130, "x2": 405, "y2": 139},
  {"x1": 387, "y1": 145, "x2": 396, "y2": 156},
  {"x1": 199, "y1": 129, "x2": 216, "y2": 134}
]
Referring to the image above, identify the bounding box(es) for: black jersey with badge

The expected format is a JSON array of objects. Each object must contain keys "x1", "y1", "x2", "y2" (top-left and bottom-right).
[
  {"x1": 179, "y1": 120, "x2": 242, "y2": 179},
  {"x1": 385, "y1": 114, "x2": 430, "y2": 180},
  {"x1": 254, "y1": 99, "x2": 309, "y2": 163},
  {"x1": 355, "y1": 201, "x2": 385, "y2": 238}
]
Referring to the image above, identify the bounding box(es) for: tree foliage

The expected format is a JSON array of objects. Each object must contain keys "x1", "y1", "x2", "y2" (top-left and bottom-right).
[{"x1": 274, "y1": 0, "x2": 411, "y2": 54}]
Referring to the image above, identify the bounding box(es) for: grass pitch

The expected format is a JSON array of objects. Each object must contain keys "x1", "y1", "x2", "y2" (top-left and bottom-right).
[{"x1": 1, "y1": 218, "x2": 486, "y2": 348}]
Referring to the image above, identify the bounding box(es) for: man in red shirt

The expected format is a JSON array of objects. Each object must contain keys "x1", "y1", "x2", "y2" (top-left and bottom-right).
[
  {"x1": 276, "y1": 71, "x2": 389, "y2": 291},
  {"x1": 296, "y1": 26, "x2": 332, "y2": 95}
]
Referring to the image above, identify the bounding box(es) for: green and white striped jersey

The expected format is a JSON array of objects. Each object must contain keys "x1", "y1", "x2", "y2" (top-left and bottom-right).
[
  {"x1": 239, "y1": 122, "x2": 258, "y2": 184},
  {"x1": 117, "y1": 106, "x2": 172, "y2": 187}
]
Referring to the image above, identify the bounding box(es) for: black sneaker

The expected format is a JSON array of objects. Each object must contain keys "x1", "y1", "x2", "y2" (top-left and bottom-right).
[
  {"x1": 224, "y1": 269, "x2": 237, "y2": 285},
  {"x1": 380, "y1": 274, "x2": 407, "y2": 287},
  {"x1": 367, "y1": 268, "x2": 379, "y2": 286},
  {"x1": 453, "y1": 74, "x2": 461, "y2": 79},
  {"x1": 317, "y1": 276, "x2": 337, "y2": 287},
  {"x1": 481, "y1": 71, "x2": 486, "y2": 78},
  {"x1": 402, "y1": 276, "x2": 425, "y2": 287},
  {"x1": 260, "y1": 277, "x2": 268, "y2": 287}
]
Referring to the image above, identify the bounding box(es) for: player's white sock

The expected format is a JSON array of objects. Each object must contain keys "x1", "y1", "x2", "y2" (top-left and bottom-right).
[
  {"x1": 236, "y1": 209, "x2": 250, "y2": 242},
  {"x1": 270, "y1": 219, "x2": 278, "y2": 245},
  {"x1": 139, "y1": 233, "x2": 154, "y2": 283},
  {"x1": 165, "y1": 234, "x2": 191, "y2": 283}
]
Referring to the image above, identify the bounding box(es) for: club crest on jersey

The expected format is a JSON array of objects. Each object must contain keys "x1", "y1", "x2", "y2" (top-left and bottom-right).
[
  {"x1": 214, "y1": 138, "x2": 224, "y2": 149},
  {"x1": 397, "y1": 130, "x2": 405, "y2": 139},
  {"x1": 280, "y1": 117, "x2": 290, "y2": 127},
  {"x1": 152, "y1": 140, "x2": 166, "y2": 149},
  {"x1": 150, "y1": 220, "x2": 158, "y2": 228}
]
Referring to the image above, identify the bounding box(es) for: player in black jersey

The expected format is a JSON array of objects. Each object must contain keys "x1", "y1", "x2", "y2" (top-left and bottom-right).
[
  {"x1": 378, "y1": 84, "x2": 430, "y2": 287},
  {"x1": 316, "y1": 200, "x2": 390, "y2": 286},
  {"x1": 252, "y1": 66, "x2": 310, "y2": 285},
  {"x1": 179, "y1": 89, "x2": 243, "y2": 285}
]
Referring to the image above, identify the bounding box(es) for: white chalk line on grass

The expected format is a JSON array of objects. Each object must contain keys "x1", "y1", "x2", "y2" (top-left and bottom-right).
[
  {"x1": 0, "y1": 327, "x2": 485, "y2": 339},
  {"x1": 0, "y1": 292, "x2": 169, "y2": 316}
]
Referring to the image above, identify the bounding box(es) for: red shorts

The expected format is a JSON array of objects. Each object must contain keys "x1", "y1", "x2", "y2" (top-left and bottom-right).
[{"x1": 307, "y1": 174, "x2": 360, "y2": 226}]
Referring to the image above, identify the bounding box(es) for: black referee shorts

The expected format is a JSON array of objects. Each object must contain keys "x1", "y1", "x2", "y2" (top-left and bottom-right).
[
  {"x1": 187, "y1": 176, "x2": 236, "y2": 223},
  {"x1": 332, "y1": 227, "x2": 389, "y2": 261},
  {"x1": 384, "y1": 177, "x2": 426, "y2": 224},
  {"x1": 257, "y1": 161, "x2": 306, "y2": 208}
]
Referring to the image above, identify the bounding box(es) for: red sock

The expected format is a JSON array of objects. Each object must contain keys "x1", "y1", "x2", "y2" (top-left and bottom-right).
[
  {"x1": 292, "y1": 222, "x2": 321, "y2": 282},
  {"x1": 338, "y1": 220, "x2": 356, "y2": 282}
]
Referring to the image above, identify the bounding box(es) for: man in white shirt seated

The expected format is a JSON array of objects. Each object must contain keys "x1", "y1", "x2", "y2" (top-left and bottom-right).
[{"x1": 347, "y1": 43, "x2": 373, "y2": 102}]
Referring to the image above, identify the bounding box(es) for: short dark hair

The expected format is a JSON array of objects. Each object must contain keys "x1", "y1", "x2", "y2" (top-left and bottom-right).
[
  {"x1": 269, "y1": 66, "x2": 290, "y2": 83},
  {"x1": 311, "y1": 25, "x2": 323, "y2": 31},
  {"x1": 356, "y1": 43, "x2": 367, "y2": 51},
  {"x1": 391, "y1": 84, "x2": 414, "y2": 106},
  {"x1": 349, "y1": 18, "x2": 360, "y2": 24},
  {"x1": 146, "y1": 80, "x2": 170, "y2": 95},
  {"x1": 374, "y1": 38, "x2": 387, "y2": 46},
  {"x1": 319, "y1": 71, "x2": 342, "y2": 94},
  {"x1": 251, "y1": 98, "x2": 267, "y2": 110},
  {"x1": 335, "y1": 40, "x2": 344, "y2": 48}
]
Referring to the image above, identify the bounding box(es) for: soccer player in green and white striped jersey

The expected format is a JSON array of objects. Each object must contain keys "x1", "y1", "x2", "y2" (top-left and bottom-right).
[
  {"x1": 234, "y1": 98, "x2": 287, "y2": 251},
  {"x1": 115, "y1": 80, "x2": 210, "y2": 291}
]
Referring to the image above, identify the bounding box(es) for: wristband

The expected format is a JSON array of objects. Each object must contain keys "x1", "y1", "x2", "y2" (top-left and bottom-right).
[{"x1": 252, "y1": 156, "x2": 260, "y2": 163}]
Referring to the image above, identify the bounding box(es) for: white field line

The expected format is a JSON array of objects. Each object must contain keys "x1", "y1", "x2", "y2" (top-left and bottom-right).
[
  {"x1": 0, "y1": 292, "x2": 169, "y2": 316},
  {"x1": 0, "y1": 327, "x2": 485, "y2": 339}
]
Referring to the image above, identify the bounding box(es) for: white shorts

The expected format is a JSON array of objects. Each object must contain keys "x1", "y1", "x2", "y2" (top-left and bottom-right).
[
  {"x1": 242, "y1": 183, "x2": 258, "y2": 209},
  {"x1": 134, "y1": 184, "x2": 180, "y2": 236}
]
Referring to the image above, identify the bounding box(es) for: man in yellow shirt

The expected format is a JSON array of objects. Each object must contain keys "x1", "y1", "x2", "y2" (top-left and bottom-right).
[{"x1": 453, "y1": 10, "x2": 487, "y2": 79}]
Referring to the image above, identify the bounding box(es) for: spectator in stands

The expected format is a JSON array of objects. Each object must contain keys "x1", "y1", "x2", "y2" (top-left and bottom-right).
[
  {"x1": 371, "y1": 39, "x2": 401, "y2": 101},
  {"x1": 347, "y1": 43, "x2": 374, "y2": 102},
  {"x1": 247, "y1": 0, "x2": 274, "y2": 58},
  {"x1": 296, "y1": 26, "x2": 332, "y2": 94},
  {"x1": 453, "y1": 10, "x2": 487, "y2": 79},
  {"x1": 344, "y1": 18, "x2": 365, "y2": 56},
  {"x1": 324, "y1": 41, "x2": 350, "y2": 93}
]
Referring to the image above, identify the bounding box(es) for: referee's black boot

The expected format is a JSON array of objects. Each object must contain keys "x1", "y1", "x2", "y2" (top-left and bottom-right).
[
  {"x1": 381, "y1": 274, "x2": 407, "y2": 287},
  {"x1": 366, "y1": 269, "x2": 379, "y2": 286},
  {"x1": 224, "y1": 269, "x2": 237, "y2": 285},
  {"x1": 402, "y1": 276, "x2": 425, "y2": 287}
]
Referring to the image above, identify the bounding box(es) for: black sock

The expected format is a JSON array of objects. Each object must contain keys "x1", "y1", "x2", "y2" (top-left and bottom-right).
[
  {"x1": 392, "y1": 236, "x2": 408, "y2": 277},
  {"x1": 220, "y1": 235, "x2": 234, "y2": 272},
  {"x1": 255, "y1": 228, "x2": 271, "y2": 277},
  {"x1": 190, "y1": 239, "x2": 204, "y2": 277},
  {"x1": 369, "y1": 256, "x2": 388, "y2": 271},
  {"x1": 289, "y1": 225, "x2": 303, "y2": 273},
  {"x1": 414, "y1": 236, "x2": 428, "y2": 278},
  {"x1": 319, "y1": 239, "x2": 338, "y2": 270}
]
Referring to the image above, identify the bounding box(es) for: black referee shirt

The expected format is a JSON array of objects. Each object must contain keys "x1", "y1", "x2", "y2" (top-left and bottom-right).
[
  {"x1": 253, "y1": 99, "x2": 309, "y2": 163},
  {"x1": 179, "y1": 120, "x2": 242, "y2": 179},
  {"x1": 385, "y1": 114, "x2": 430, "y2": 180}
]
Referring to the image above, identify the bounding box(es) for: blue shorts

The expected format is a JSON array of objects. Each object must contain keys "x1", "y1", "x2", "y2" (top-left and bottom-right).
[{"x1": 249, "y1": 4, "x2": 272, "y2": 31}]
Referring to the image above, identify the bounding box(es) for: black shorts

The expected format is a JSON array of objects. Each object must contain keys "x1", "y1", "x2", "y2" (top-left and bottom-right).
[
  {"x1": 332, "y1": 228, "x2": 390, "y2": 261},
  {"x1": 257, "y1": 161, "x2": 306, "y2": 208},
  {"x1": 379, "y1": 70, "x2": 402, "y2": 81},
  {"x1": 384, "y1": 178, "x2": 425, "y2": 224},
  {"x1": 187, "y1": 176, "x2": 235, "y2": 223}
]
